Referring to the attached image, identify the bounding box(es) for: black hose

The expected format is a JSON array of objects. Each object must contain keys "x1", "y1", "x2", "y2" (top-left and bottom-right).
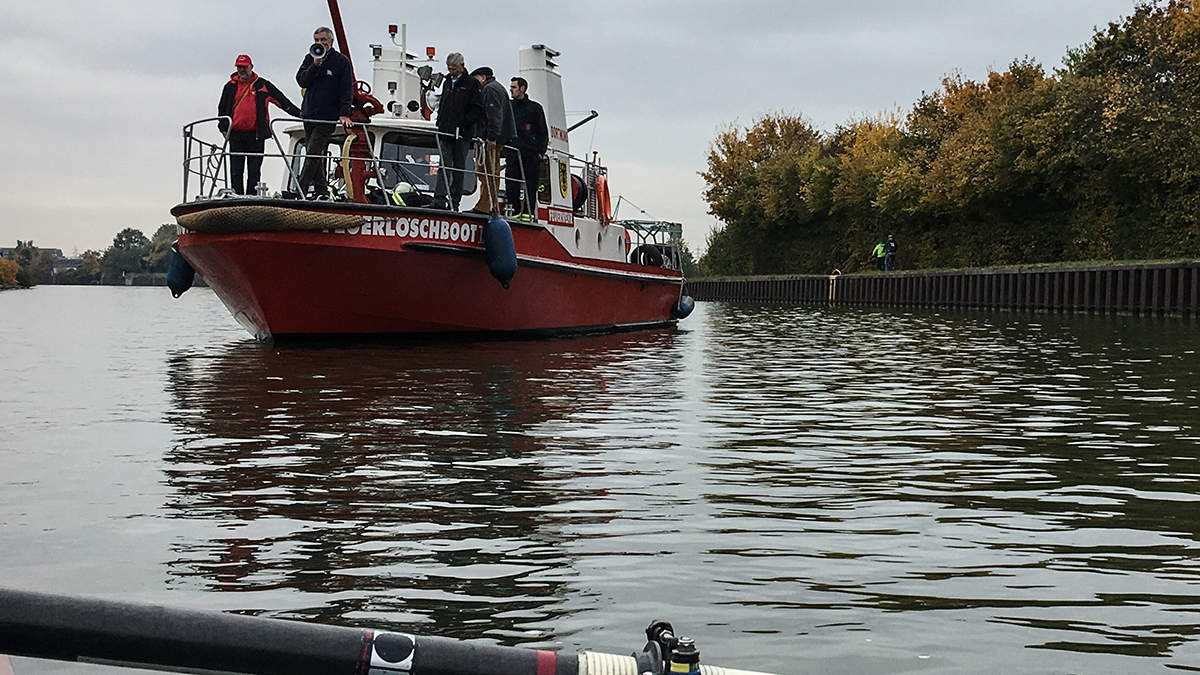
[{"x1": 0, "y1": 588, "x2": 577, "y2": 675}]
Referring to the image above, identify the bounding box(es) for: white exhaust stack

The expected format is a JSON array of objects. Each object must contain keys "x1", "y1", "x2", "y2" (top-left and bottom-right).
[{"x1": 519, "y1": 45, "x2": 572, "y2": 217}]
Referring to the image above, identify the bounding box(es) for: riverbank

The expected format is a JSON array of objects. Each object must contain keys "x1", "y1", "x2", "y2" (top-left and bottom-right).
[
  {"x1": 686, "y1": 258, "x2": 1200, "y2": 316},
  {"x1": 1, "y1": 274, "x2": 207, "y2": 289}
]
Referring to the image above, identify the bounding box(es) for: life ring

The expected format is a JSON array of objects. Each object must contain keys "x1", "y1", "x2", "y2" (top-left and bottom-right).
[{"x1": 596, "y1": 174, "x2": 612, "y2": 224}]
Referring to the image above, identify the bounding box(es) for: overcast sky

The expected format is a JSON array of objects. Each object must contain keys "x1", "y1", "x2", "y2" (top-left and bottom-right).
[{"x1": 3, "y1": 0, "x2": 1139, "y2": 254}]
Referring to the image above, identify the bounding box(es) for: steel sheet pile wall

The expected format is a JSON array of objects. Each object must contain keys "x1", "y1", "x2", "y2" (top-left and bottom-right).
[{"x1": 686, "y1": 261, "x2": 1200, "y2": 315}]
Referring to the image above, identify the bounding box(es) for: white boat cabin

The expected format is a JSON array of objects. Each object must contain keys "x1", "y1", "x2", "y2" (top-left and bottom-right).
[{"x1": 270, "y1": 41, "x2": 626, "y2": 263}]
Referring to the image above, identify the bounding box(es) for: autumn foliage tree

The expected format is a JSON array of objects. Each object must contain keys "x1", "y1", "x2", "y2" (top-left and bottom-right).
[
  {"x1": 702, "y1": 115, "x2": 825, "y2": 274},
  {"x1": 700, "y1": 0, "x2": 1200, "y2": 275},
  {"x1": 0, "y1": 258, "x2": 19, "y2": 287}
]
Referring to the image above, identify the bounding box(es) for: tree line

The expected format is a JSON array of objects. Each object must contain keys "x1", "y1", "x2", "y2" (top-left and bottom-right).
[
  {"x1": 1, "y1": 225, "x2": 176, "y2": 288},
  {"x1": 699, "y1": 0, "x2": 1200, "y2": 276}
]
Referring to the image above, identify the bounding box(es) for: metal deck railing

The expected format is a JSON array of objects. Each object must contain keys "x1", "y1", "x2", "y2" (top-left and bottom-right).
[{"x1": 181, "y1": 117, "x2": 611, "y2": 224}]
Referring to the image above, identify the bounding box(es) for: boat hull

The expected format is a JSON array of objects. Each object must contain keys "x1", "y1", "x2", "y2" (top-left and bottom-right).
[{"x1": 174, "y1": 202, "x2": 684, "y2": 339}]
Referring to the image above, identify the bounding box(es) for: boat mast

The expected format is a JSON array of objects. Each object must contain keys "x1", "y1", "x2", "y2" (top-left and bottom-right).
[
  {"x1": 326, "y1": 0, "x2": 354, "y2": 78},
  {"x1": 322, "y1": 0, "x2": 384, "y2": 204}
]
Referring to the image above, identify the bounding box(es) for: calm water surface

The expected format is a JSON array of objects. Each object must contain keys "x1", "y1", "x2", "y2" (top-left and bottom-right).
[{"x1": 2, "y1": 286, "x2": 1200, "y2": 673}]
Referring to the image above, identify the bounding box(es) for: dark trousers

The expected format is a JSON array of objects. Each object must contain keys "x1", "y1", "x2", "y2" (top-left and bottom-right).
[
  {"x1": 505, "y1": 149, "x2": 540, "y2": 214},
  {"x1": 228, "y1": 131, "x2": 264, "y2": 195},
  {"x1": 299, "y1": 122, "x2": 336, "y2": 197},
  {"x1": 434, "y1": 136, "x2": 471, "y2": 209}
]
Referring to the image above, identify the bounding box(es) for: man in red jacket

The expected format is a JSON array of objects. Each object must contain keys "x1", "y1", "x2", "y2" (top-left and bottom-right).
[{"x1": 218, "y1": 54, "x2": 302, "y2": 195}]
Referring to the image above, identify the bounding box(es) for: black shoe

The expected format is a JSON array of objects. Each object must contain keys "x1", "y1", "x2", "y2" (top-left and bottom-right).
[{"x1": 432, "y1": 199, "x2": 449, "y2": 210}]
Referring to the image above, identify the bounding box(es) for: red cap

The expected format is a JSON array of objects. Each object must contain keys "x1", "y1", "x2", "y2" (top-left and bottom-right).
[{"x1": 234, "y1": 54, "x2": 253, "y2": 67}]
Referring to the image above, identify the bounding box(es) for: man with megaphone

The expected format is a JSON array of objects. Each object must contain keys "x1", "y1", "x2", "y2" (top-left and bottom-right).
[{"x1": 295, "y1": 26, "x2": 353, "y2": 199}]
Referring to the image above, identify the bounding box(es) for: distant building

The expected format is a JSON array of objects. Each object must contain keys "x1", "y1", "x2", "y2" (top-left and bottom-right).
[{"x1": 0, "y1": 246, "x2": 66, "y2": 260}]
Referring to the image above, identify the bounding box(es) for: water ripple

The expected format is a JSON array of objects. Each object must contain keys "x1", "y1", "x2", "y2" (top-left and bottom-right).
[{"x1": 4, "y1": 289, "x2": 1200, "y2": 672}]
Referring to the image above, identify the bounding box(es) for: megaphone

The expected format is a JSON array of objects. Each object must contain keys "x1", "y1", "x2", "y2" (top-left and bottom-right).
[{"x1": 309, "y1": 42, "x2": 327, "y2": 60}]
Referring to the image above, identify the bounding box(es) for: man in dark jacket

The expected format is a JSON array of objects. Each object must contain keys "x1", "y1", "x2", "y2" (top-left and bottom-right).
[
  {"x1": 295, "y1": 26, "x2": 354, "y2": 198},
  {"x1": 468, "y1": 67, "x2": 516, "y2": 214},
  {"x1": 883, "y1": 234, "x2": 898, "y2": 270},
  {"x1": 504, "y1": 77, "x2": 548, "y2": 216},
  {"x1": 433, "y1": 52, "x2": 482, "y2": 211},
  {"x1": 218, "y1": 54, "x2": 301, "y2": 195}
]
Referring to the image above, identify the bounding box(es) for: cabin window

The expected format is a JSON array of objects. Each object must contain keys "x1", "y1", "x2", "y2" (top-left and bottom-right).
[
  {"x1": 287, "y1": 131, "x2": 376, "y2": 193},
  {"x1": 288, "y1": 136, "x2": 345, "y2": 192},
  {"x1": 380, "y1": 131, "x2": 475, "y2": 196}
]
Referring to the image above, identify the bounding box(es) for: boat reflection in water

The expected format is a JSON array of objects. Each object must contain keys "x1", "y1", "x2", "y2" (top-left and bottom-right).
[{"x1": 161, "y1": 330, "x2": 682, "y2": 641}]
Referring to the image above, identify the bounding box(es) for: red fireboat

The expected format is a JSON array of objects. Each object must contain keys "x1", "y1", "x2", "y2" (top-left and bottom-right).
[{"x1": 169, "y1": 4, "x2": 692, "y2": 340}]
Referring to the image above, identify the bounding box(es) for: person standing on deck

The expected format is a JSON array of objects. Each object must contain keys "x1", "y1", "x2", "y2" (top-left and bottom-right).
[
  {"x1": 217, "y1": 55, "x2": 301, "y2": 195},
  {"x1": 872, "y1": 240, "x2": 885, "y2": 270},
  {"x1": 295, "y1": 26, "x2": 354, "y2": 199},
  {"x1": 433, "y1": 53, "x2": 483, "y2": 211},
  {"x1": 467, "y1": 67, "x2": 516, "y2": 215},
  {"x1": 505, "y1": 77, "x2": 548, "y2": 217}
]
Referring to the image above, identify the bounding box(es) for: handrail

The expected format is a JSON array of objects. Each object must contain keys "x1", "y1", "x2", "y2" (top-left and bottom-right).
[
  {"x1": 181, "y1": 116, "x2": 232, "y2": 201},
  {"x1": 269, "y1": 117, "x2": 503, "y2": 201},
  {"x1": 179, "y1": 116, "x2": 610, "y2": 222},
  {"x1": 267, "y1": 116, "x2": 381, "y2": 198},
  {"x1": 272, "y1": 117, "x2": 605, "y2": 213}
]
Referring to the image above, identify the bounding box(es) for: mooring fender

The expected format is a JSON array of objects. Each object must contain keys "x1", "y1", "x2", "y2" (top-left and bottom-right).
[
  {"x1": 484, "y1": 216, "x2": 517, "y2": 289},
  {"x1": 672, "y1": 295, "x2": 695, "y2": 319},
  {"x1": 166, "y1": 243, "x2": 195, "y2": 298}
]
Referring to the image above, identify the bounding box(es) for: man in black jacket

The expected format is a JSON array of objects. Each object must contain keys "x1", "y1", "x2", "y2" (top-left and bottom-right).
[
  {"x1": 883, "y1": 234, "x2": 898, "y2": 270},
  {"x1": 218, "y1": 54, "x2": 301, "y2": 195},
  {"x1": 433, "y1": 52, "x2": 482, "y2": 211},
  {"x1": 504, "y1": 77, "x2": 548, "y2": 216},
  {"x1": 295, "y1": 26, "x2": 354, "y2": 199}
]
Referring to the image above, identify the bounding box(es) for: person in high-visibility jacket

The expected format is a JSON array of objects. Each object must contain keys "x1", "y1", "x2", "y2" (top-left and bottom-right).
[{"x1": 872, "y1": 240, "x2": 886, "y2": 270}]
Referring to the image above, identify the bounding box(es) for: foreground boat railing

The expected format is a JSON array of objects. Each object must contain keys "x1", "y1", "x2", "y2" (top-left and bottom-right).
[
  {"x1": 182, "y1": 117, "x2": 584, "y2": 222},
  {"x1": 181, "y1": 116, "x2": 233, "y2": 201},
  {"x1": 0, "y1": 588, "x2": 775, "y2": 675}
]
